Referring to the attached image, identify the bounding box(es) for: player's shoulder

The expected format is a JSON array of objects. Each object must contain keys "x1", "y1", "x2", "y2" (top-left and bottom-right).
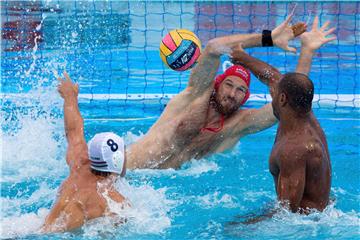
[
  {"x1": 227, "y1": 108, "x2": 251, "y2": 128},
  {"x1": 67, "y1": 141, "x2": 89, "y2": 167},
  {"x1": 236, "y1": 103, "x2": 273, "y2": 122},
  {"x1": 229, "y1": 103, "x2": 275, "y2": 133},
  {"x1": 283, "y1": 137, "x2": 325, "y2": 162},
  {"x1": 166, "y1": 86, "x2": 212, "y2": 111}
]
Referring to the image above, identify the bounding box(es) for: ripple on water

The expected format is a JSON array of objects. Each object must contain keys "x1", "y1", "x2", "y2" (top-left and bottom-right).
[{"x1": 224, "y1": 202, "x2": 360, "y2": 239}]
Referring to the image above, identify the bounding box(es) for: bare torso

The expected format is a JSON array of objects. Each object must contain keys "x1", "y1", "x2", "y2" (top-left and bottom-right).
[
  {"x1": 125, "y1": 37, "x2": 281, "y2": 170},
  {"x1": 127, "y1": 88, "x2": 249, "y2": 169},
  {"x1": 42, "y1": 163, "x2": 125, "y2": 232},
  {"x1": 269, "y1": 114, "x2": 331, "y2": 211}
]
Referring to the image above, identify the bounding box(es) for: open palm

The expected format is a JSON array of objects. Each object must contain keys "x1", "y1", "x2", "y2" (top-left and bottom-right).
[
  {"x1": 272, "y1": 13, "x2": 307, "y2": 53},
  {"x1": 300, "y1": 16, "x2": 336, "y2": 51}
]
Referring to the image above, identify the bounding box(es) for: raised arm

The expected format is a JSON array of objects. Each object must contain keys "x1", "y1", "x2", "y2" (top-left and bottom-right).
[
  {"x1": 228, "y1": 18, "x2": 307, "y2": 136},
  {"x1": 296, "y1": 16, "x2": 336, "y2": 75},
  {"x1": 57, "y1": 71, "x2": 88, "y2": 169},
  {"x1": 231, "y1": 50, "x2": 282, "y2": 89},
  {"x1": 228, "y1": 49, "x2": 281, "y2": 135},
  {"x1": 188, "y1": 14, "x2": 307, "y2": 96},
  {"x1": 204, "y1": 14, "x2": 306, "y2": 56}
]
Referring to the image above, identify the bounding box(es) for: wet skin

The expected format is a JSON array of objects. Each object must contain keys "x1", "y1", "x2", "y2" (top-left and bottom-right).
[
  {"x1": 126, "y1": 19, "x2": 307, "y2": 169},
  {"x1": 42, "y1": 74, "x2": 126, "y2": 233},
  {"x1": 126, "y1": 45, "x2": 277, "y2": 169},
  {"x1": 269, "y1": 112, "x2": 331, "y2": 213}
]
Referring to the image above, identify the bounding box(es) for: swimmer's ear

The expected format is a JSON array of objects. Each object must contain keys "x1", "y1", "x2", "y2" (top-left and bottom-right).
[{"x1": 279, "y1": 93, "x2": 287, "y2": 107}]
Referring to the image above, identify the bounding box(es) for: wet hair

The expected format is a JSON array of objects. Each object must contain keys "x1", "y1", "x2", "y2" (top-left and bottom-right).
[
  {"x1": 91, "y1": 168, "x2": 111, "y2": 177},
  {"x1": 278, "y1": 72, "x2": 314, "y2": 114}
]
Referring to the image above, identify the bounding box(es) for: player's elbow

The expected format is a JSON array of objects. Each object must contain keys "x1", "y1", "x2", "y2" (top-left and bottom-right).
[
  {"x1": 267, "y1": 70, "x2": 282, "y2": 86},
  {"x1": 205, "y1": 39, "x2": 226, "y2": 57},
  {"x1": 65, "y1": 117, "x2": 84, "y2": 138}
]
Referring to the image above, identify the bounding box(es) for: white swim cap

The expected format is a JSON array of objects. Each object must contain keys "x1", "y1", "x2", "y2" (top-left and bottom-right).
[{"x1": 88, "y1": 132, "x2": 125, "y2": 175}]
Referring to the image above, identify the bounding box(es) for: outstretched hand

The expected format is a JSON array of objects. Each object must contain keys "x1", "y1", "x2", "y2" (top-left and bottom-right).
[
  {"x1": 300, "y1": 16, "x2": 336, "y2": 51},
  {"x1": 272, "y1": 13, "x2": 307, "y2": 53},
  {"x1": 57, "y1": 71, "x2": 79, "y2": 99}
]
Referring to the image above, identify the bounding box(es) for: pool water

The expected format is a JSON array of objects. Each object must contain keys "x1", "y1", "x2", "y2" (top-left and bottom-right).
[
  {"x1": 1, "y1": 1, "x2": 359, "y2": 239},
  {"x1": 1, "y1": 95, "x2": 359, "y2": 239}
]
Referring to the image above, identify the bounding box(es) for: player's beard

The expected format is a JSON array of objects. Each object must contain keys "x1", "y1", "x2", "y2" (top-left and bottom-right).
[{"x1": 211, "y1": 92, "x2": 241, "y2": 116}]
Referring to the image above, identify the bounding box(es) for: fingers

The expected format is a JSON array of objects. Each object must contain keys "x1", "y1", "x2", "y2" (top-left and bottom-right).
[
  {"x1": 286, "y1": 46, "x2": 297, "y2": 53},
  {"x1": 63, "y1": 71, "x2": 71, "y2": 82},
  {"x1": 320, "y1": 20, "x2": 331, "y2": 31},
  {"x1": 284, "y1": 12, "x2": 294, "y2": 25},
  {"x1": 57, "y1": 71, "x2": 70, "y2": 83},
  {"x1": 312, "y1": 16, "x2": 319, "y2": 31},
  {"x1": 289, "y1": 4, "x2": 297, "y2": 17},
  {"x1": 324, "y1": 36, "x2": 337, "y2": 44},
  {"x1": 324, "y1": 27, "x2": 336, "y2": 36}
]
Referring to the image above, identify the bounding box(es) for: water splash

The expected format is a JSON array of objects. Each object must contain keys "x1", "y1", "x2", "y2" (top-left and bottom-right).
[
  {"x1": 0, "y1": 208, "x2": 50, "y2": 239},
  {"x1": 195, "y1": 191, "x2": 239, "y2": 209},
  {"x1": 81, "y1": 178, "x2": 174, "y2": 237},
  {"x1": 24, "y1": 12, "x2": 47, "y2": 78},
  {"x1": 124, "y1": 130, "x2": 145, "y2": 145},
  {"x1": 225, "y1": 201, "x2": 360, "y2": 239},
  {"x1": 1, "y1": 98, "x2": 175, "y2": 238}
]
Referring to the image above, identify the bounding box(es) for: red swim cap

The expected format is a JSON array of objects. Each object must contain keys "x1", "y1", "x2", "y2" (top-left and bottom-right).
[{"x1": 214, "y1": 65, "x2": 251, "y2": 105}]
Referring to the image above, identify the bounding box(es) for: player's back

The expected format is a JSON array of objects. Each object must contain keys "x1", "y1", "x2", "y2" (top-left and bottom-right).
[{"x1": 41, "y1": 165, "x2": 112, "y2": 232}]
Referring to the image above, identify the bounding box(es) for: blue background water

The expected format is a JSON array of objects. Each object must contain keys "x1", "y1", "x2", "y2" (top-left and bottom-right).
[{"x1": 1, "y1": 1, "x2": 359, "y2": 239}]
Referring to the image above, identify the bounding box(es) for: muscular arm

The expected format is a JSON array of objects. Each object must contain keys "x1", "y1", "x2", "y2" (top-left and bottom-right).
[
  {"x1": 187, "y1": 34, "x2": 263, "y2": 96},
  {"x1": 277, "y1": 147, "x2": 307, "y2": 212},
  {"x1": 295, "y1": 47, "x2": 314, "y2": 76},
  {"x1": 231, "y1": 43, "x2": 321, "y2": 136},
  {"x1": 63, "y1": 96, "x2": 84, "y2": 146},
  {"x1": 230, "y1": 46, "x2": 317, "y2": 136},
  {"x1": 230, "y1": 50, "x2": 280, "y2": 136},
  {"x1": 229, "y1": 17, "x2": 308, "y2": 88},
  {"x1": 240, "y1": 103, "x2": 277, "y2": 135},
  {"x1": 63, "y1": 96, "x2": 88, "y2": 168},
  {"x1": 296, "y1": 16, "x2": 336, "y2": 75},
  {"x1": 230, "y1": 19, "x2": 307, "y2": 136},
  {"x1": 231, "y1": 50, "x2": 282, "y2": 89},
  {"x1": 58, "y1": 72, "x2": 88, "y2": 169},
  {"x1": 188, "y1": 16, "x2": 306, "y2": 96}
]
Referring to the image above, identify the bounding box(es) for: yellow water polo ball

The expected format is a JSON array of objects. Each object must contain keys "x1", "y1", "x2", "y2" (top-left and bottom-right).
[{"x1": 159, "y1": 29, "x2": 202, "y2": 71}]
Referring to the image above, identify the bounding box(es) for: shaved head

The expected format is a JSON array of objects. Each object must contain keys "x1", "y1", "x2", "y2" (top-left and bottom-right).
[{"x1": 278, "y1": 73, "x2": 314, "y2": 114}]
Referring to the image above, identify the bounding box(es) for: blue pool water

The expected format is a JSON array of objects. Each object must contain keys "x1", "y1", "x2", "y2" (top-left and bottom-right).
[
  {"x1": 1, "y1": 1, "x2": 360, "y2": 239},
  {"x1": 1, "y1": 100, "x2": 360, "y2": 239}
]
